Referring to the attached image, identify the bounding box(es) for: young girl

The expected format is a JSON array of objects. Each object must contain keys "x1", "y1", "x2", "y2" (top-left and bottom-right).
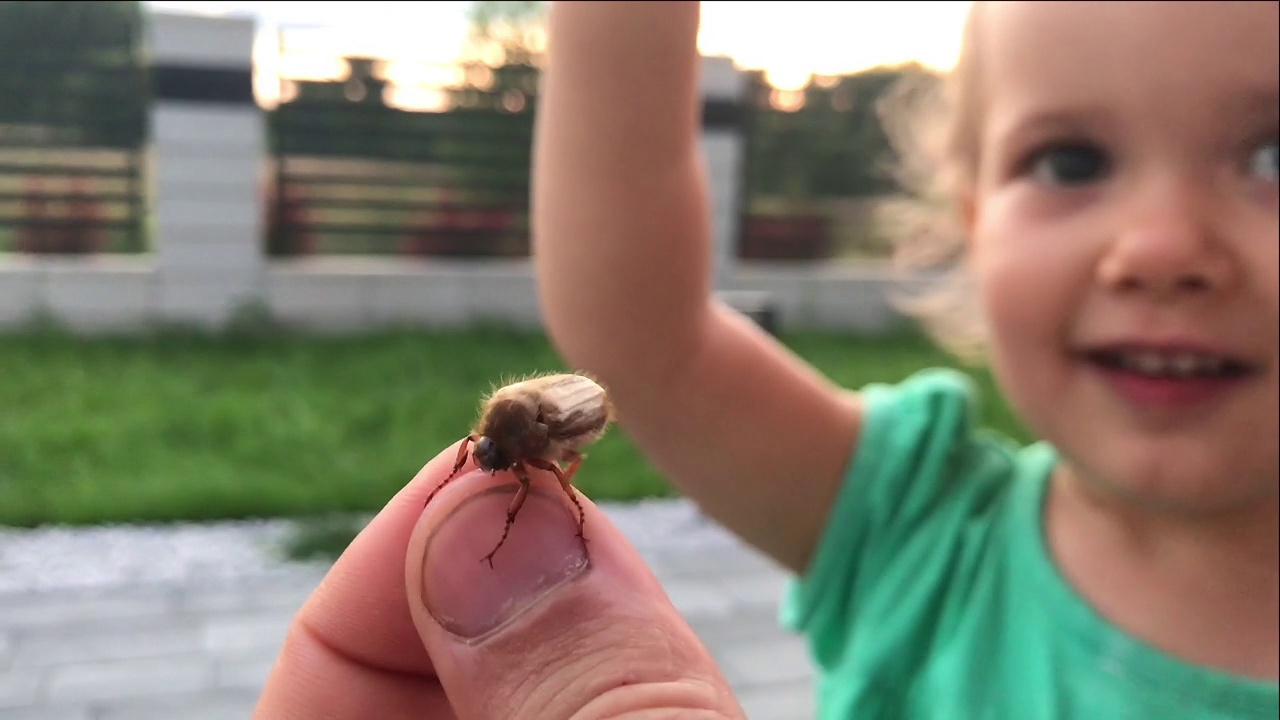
[{"x1": 531, "y1": 2, "x2": 1278, "y2": 717}]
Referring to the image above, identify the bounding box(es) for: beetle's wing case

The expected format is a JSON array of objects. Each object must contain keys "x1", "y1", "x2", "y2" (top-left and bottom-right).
[{"x1": 529, "y1": 373, "x2": 612, "y2": 449}]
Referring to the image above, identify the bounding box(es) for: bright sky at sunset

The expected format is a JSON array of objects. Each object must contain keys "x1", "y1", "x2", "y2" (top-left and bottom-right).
[
  {"x1": 147, "y1": 1, "x2": 971, "y2": 93},
  {"x1": 698, "y1": 1, "x2": 969, "y2": 88}
]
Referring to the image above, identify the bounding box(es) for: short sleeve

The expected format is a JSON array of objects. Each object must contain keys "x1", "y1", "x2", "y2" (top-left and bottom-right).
[{"x1": 780, "y1": 367, "x2": 1007, "y2": 665}]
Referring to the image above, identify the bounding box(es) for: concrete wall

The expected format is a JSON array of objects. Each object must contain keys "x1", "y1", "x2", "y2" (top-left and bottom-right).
[
  {"x1": 0, "y1": 11, "x2": 910, "y2": 336},
  {"x1": 0, "y1": 258, "x2": 910, "y2": 335}
]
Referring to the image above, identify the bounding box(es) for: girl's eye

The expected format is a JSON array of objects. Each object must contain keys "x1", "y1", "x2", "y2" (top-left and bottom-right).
[
  {"x1": 1022, "y1": 143, "x2": 1111, "y2": 187},
  {"x1": 1246, "y1": 138, "x2": 1278, "y2": 183}
]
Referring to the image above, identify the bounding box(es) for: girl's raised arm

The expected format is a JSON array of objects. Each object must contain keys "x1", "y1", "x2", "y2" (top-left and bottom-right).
[{"x1": 532, "y1": 1, "x2": 861, "y2": 573}]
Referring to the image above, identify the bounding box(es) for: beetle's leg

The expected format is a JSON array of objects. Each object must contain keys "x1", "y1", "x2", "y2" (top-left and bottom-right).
[
  {"x1": 482, "y1": 464, "x2": 530, "y2": 568},
  {"x1": 425, "y1": 434, "x2": 478, "y2": 507},
  {"x1": 528, "y1": 457, "x2": 587, "y2": 542},
  {"x1": 559, "y1": 452, "x2": 584, "y2": 483}
]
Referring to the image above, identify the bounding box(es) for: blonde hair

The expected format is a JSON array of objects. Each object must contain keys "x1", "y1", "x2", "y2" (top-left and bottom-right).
[{"x1": 875, "y1": 3, "x2": 987, "y2": 363}]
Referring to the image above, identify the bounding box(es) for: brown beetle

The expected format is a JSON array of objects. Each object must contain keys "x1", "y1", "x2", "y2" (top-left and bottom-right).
[{"x1": 425, "y1": 372, "x2": 614, "y2": 567}]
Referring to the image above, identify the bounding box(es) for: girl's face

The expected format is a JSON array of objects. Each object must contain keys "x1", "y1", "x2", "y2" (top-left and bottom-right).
[{"x1": 966, "y1": 1, "x2": 1278, "y2": 513}]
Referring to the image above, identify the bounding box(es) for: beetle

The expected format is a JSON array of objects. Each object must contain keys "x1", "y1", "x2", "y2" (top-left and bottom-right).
[{"x1": 425, "y1": 372, "x2": 614, "y2": 567}]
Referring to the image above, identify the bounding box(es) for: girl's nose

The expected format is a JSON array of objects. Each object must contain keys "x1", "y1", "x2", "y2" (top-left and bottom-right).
[{"x1": 1096, "y1": 177, "x2": 1237, "y2": 300}]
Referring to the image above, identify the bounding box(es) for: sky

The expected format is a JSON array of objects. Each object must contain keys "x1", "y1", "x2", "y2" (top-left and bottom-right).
[{"x1": 145, "y1": 1, "x2": 972, "y2": 96}]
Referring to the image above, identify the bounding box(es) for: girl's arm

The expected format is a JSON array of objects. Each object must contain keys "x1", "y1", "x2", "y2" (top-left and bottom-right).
[{"x1": 532, "y1": 1, "x2": 862, "y2": 573}]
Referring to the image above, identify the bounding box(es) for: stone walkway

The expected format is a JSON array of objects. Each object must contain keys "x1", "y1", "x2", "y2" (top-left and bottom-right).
[{"x1": 0, "y1": 501, "x2": 815, "y2": 720}]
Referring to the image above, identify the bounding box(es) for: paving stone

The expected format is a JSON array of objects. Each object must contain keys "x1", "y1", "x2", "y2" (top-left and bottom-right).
[
  {"x1": 213, "y1": 651, "x2": 280, "y2": 691},
  {"x1": 12, "y1": 621, "x2": 202, "y2": 667},
  {"x1": 648, "y1": 543, "x2": 785, "y2": 579},
  {"x1": 176, "y1": 574, "x2": 322, "y2": 615},
  {"x1": 714, "y1": 636, "x2": 815, "y2": 688},
  {"x1": 659, "y1": 578, "x2": 736, "y2": 620},
  {"x1": 688, "y1": 603, "x2": 787, "y2": 646},
  {"x1": 0, "y1": 502, "x2": 819, "y2": 716},
  {"x1": 0, "y1": 589, "x2": 173, "y2": 631},
  {"x1": 735, "y1": 679, "x2": 816, "y2": 720},
  {"x1": 200, "y1": 610, "x2": 294, "y2": 656},
  {"x1": 94, "y1": 689, "x2": 263, "y2": 720},
  {"x1": 0, "y1": 668, "x2": 41, "y2": 709},
  {"x1": 44, "y1": 656, "x2": 211, "y2": 704},
  {"x1": 2, "y1": 615, "x2": 180, "y2": 654},
  {"x1": 0, "y1": 705, "x2": 92, "y2": 720},
  {"x1": 715, "y1": 570, "x2": 790, "y2": 610}
]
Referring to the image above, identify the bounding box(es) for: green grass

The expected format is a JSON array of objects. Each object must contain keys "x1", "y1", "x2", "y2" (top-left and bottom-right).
[{"x1": 0, "y1": 325, "x2": 1032, "y2": 528}]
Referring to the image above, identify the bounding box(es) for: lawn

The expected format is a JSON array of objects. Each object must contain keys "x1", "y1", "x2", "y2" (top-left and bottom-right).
[{"x1": 0, "y1": 325, "x2": 1033, "y2": 528}]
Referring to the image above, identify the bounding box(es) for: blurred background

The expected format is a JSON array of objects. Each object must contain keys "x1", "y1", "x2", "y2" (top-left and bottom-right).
[
  {"x1": 0, "y1": 2, "x2": 1039, "y2": 718},
  {"x1": 0, "y1": 0, "x2": 1024, "y2": 533}
]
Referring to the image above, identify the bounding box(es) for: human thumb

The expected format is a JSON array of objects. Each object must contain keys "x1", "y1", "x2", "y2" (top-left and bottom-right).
[{"x1": 404, "y1": 464, "x2": 746, "y2": 720}]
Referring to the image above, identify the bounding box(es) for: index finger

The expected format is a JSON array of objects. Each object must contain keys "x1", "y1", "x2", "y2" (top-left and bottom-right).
[{"x1": 253, "y1": 440, "x2": 471, "y2": 719}]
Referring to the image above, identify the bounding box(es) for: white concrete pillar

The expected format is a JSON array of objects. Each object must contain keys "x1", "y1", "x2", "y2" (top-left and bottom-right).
[
  {"x1": 700, "y1": 56, "x2": 778, "y2": 333},
  {"x1": 699, "y1": 54, "x2": 747, "y2": 291},
  {"x1": 147, "y1": 11, "x2": 265, "y2": 328}
]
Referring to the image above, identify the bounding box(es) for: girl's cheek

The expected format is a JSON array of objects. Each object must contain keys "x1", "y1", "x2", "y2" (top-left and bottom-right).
[{"x1": 972, "y1": 189, "x2": 1093, "y2": 331}]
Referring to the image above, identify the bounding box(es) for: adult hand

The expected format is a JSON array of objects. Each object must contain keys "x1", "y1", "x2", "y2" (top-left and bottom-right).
[{"x1": 253, "y1": 439, "x2": 746, "y2": 719}]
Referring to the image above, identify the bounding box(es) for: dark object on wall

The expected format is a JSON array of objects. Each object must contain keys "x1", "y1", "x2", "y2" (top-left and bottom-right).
[
  {"x1": 399, "y1": 202, "x2": 527, "y2": 258},
  {"x1": 739, "y1": 213, "x2": 833, "y2": 261},
  {"x1": 718, "y1": 290, "x2": 781, "y2": 336},
  {"x1": 12, "y1": 176, "x2": 110, "y2": 254},
  {"x1": 264, "y1": 182, "x2": 318, "y2": 256}
]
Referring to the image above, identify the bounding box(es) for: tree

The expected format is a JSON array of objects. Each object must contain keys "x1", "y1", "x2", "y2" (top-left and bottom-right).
[
  {"x1": 429, "y1": 0, "x2": 546, "y2": 205},
  {"x1": 744, "y1": 63, "x2": 939, "y2": 200},
  {"x1": 0, "y1": 1, "x2": 147, "y2": 149},
  {"x1": 464, "y1": 1, "x2": 548, "y2": 68}
]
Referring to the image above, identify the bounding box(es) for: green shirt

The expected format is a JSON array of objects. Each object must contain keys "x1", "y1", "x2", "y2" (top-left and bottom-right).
[{"x1": 780, "y1": 369, "x2": 1278, "y2": 719}]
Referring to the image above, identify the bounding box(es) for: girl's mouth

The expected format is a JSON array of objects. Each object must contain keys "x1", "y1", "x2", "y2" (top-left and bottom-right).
[
  {"x1": 1083, "y1": 348, "x2": 1253, "y2": 379},
  {"x1": 1080, "y1": 345, "x2": 1259, "y2": 410}
]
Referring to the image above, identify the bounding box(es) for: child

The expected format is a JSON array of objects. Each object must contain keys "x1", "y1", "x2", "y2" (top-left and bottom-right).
[{"x1": 531, "y1": 2, "x2": 1278, "y2": 717}]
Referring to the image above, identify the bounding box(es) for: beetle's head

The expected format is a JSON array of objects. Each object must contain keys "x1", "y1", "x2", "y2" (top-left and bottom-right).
[{"x1": 472, "y1": 435, "x2": 509, "y2": 472}]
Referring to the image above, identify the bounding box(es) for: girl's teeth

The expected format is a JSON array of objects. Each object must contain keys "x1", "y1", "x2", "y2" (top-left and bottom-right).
[
  {"x1": 1133, "y1": 352, "x2": 1167, "y2": 374},
  {"x1": 1171, "y1": 353, "x2": 1199, "y2": 377},
  {"x1": 1113, "y1": 351, "x2": 1229, "y2": 377}
]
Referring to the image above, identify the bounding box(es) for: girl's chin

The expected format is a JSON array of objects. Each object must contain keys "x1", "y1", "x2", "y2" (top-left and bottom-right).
[{"x1": 1063, "y1": 453, "x2": 1275, "y2": 518}]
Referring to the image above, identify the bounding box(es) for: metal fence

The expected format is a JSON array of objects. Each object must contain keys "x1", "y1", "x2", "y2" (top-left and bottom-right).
[
  {"x1": 260, "y1": 24, "x2": 918, "y2": 265},
  {"x1": 265, "y1": 27, "x2": 539, "y2": 259},
  {"x1": 0, "y1": 1, "x2": 150, "y2": 255}
]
